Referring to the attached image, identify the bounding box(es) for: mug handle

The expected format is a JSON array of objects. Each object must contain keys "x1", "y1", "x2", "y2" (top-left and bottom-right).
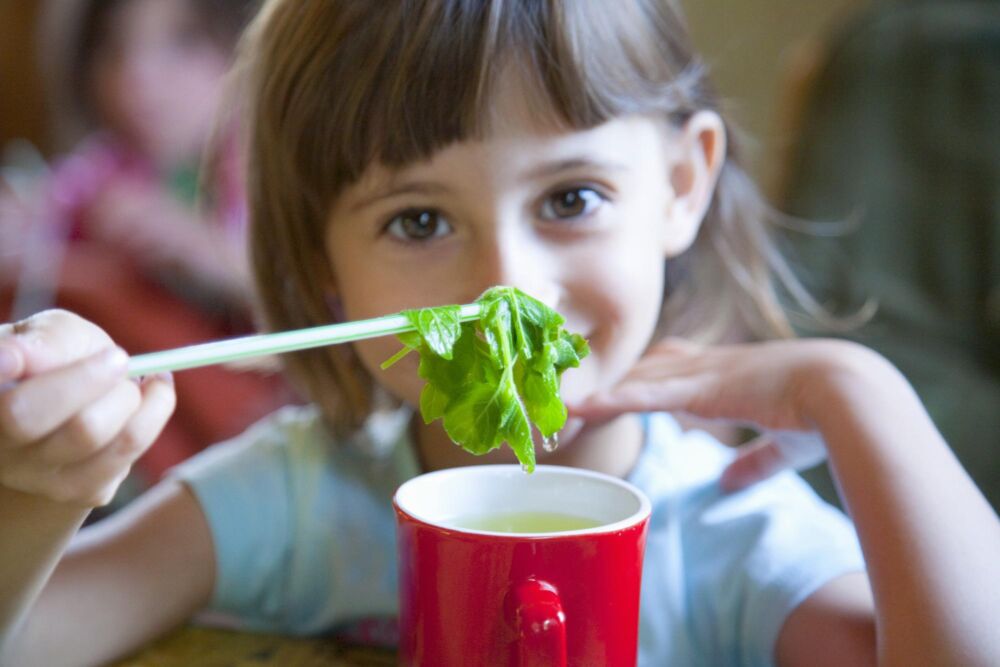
[{"x1": 508, "y1": 578, "x2": 567, "y2": 667}]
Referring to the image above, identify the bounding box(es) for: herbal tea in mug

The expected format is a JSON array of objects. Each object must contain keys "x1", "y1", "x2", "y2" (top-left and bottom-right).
[{"x1": 448, "y1": 511, "x2": 604, "y2": 533}]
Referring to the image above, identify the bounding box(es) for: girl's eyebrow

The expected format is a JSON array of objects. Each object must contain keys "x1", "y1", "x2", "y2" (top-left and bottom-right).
[
  {"x1": 349, "y1": 181, "x2": 453, "y2": 213},
  {"x1": 348, "y1": 158, "x2": 627, "y2": 213},
  {"x1": 524, "y1": 158, "x2": 629, "y2": 181}
]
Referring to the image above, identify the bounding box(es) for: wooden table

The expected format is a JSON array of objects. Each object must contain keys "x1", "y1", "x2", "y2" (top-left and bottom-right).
[{"x1": 110, "y1": 625, "x2": 396, "y2": 666}]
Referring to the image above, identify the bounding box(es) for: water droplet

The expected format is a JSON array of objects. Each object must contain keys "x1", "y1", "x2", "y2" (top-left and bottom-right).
[
  {"x1": 521, "y1": 462, "x2": 531, "y2": 473},
  {"x1": 541, "y1": 432, "x2": 559, "y2": 453}
]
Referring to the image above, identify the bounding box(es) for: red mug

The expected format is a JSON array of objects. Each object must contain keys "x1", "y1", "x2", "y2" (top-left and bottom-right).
[{"x1": 394, "y1": 464, "x2": 651, "y2": 666}]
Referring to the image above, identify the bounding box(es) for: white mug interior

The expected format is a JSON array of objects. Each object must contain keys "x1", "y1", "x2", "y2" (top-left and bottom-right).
[{"x1": 394, "y1": 464, "x2": 651, "y2": 536}]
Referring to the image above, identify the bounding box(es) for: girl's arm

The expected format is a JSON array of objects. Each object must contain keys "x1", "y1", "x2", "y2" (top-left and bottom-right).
[
  {"x1": 1, "y1": 481, "x2": 214, "y2": 667},
  {"x1": 571, "y1": 338, "x2": 1000, "y2": 667},
  {"x1": 0, "y1": 310, "x2": 214, "y2": 666},
  {"x1": 789, "y1": 344, "x2": 999, "y2": 666}
]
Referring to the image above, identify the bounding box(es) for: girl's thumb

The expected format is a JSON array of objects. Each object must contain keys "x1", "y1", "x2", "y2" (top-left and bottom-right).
[
  {"x1": 1, "y1": 310, "x2": 115, "y2": 377},
  {"x1": 568, "y1": 378, "x2": 705, "y2": 420},
  {"x1": 566, "y1": 387, "x2": 646, "y2": 420},
  {"x1": 0, "y1": 342, "x2": 24, "y2": 382}
]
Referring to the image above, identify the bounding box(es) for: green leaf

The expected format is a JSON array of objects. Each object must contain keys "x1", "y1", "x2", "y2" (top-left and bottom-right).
[
  {"x1": 380, "y1": 330, "x2": 423, "y2": 370},
  {"x1": 403, "y1": 306, "x2": 462, "y2": 359},
  {"x1": 500, "y1": 386, "x2": 535, "y2": 472},
  {"x1": 419, "y1": 382, "x2": 449, "y2": 423},
  {"x1": 443, "y1": 382, "x2": 505, "y2": 455},
  {"x1": 551, "y1": 332, "x2": 589, "y2": 372},
  {"x1": 481, "y1": 295, "x2": 513, "y2": 364},
  {"x1": 520, "y1": 366, "x2": 566, "y2": 437},
  {"x1": 397, "y1": 330, "x2": 422, "y2": 348},
  {"x1": 380, "y1": 286, "x2": 589, "y2": 472},
  {"x1": 416, "y1": 325, "x2": 475, "y2": 390}
]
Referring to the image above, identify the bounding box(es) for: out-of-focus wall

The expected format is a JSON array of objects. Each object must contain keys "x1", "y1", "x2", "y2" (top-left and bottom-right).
[
  {"x1": 681, "y1": 0, "x2": 868, "y2": 192},
  {"x1": 0, "y1": 0, "x2": 48, "y2": 152}
]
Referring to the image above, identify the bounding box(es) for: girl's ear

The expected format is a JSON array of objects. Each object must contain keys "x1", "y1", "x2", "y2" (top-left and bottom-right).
[{"x1": 664, "y1": 110, "x2": 727, "y2": 257}]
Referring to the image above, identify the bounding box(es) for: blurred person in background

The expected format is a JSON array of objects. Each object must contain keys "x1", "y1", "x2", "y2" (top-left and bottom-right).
[
  {"x1": 0, "y1": 0, "x2": 290, "y2": 512},
  {"x1": 778, "y1": 0, "x2": 1000, "y2": 509}
]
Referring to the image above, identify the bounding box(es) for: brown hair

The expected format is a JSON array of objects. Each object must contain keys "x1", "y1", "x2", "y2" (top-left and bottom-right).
[{"x1": 239, "y1": 0, "x2": 829, "y2": 435}]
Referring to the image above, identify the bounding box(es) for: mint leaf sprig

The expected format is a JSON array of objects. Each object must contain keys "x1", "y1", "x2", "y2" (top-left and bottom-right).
[{"x1": 380, "y1": 287, "x2": 589, "y2": 472}]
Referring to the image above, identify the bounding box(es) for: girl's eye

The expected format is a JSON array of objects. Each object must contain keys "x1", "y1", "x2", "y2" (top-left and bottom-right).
[
  {"x1": 385, "y1": 209, "x2": 452, "y2": 242},
  {"x1": 540, "y1": 187, "x2": 605, "y2": 221}
]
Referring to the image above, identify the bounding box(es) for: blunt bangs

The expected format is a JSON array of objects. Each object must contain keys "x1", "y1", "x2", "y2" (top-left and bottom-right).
[{"x1": 278, "y1": 0, "x2": 709, "y2": 207}]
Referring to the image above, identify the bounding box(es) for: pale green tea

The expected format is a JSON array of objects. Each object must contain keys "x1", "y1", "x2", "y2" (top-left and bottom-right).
[{"x1": 450, "y1": 511, "x2": 603, "y2": 533}]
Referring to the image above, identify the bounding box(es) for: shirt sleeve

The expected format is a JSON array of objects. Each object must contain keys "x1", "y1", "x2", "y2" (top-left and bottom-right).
[
  {"x1": 168, "y1": 413, "x2": 297, "y2": 632},
  {"x1": 679, "y1": 467, "x2": 866, "y2": 667},
  {"x1": 167, "y1": 405, "x2": 406, "y2": 636}
]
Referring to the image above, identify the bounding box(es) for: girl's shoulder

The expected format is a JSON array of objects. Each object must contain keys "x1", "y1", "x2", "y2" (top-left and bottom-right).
[{"x1": 175, "y1": 403, "x2": 329, "y2": 466}]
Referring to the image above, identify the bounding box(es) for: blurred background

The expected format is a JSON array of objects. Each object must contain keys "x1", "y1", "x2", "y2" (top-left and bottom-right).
[
  {"x1": 0, "y1": 0, "x2": 996, "y2": 511},
  {"x1": 2, "y1": 0, "x2": 865, "y2": 194}
]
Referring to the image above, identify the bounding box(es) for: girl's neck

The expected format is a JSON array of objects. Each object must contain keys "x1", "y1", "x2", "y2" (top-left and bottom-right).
[{"x1": 414, "y1": 412, "x2": 645, "y2": 480}]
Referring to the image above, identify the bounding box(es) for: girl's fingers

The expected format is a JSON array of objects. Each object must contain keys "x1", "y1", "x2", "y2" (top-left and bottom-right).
[
  {"x1": 568, "y1": 376, "x2": 710, "y2": 421},
  {"x1": 49, "y1": 373, "x2": 175, "y2": 506},
  {"x1": 0, "y1": 347, "x2": 129, "y2": 445},
  {"x1": 0, "y1": 340, "x2": 21, "y2": 382},
  {"x1": 0, "y1": 309, "x2": 115, "y2": 377},
  {"x1": 568, "y1": 339, "x2": 725, "y2": 420},
  {"x1": 33, "y1": 380, "x2": 143, "y2": 466}
]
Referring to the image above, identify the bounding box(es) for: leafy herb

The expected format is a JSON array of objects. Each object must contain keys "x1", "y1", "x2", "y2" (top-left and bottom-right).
[{"x1": 380, "y1": 286, "x2": 589, "y2": 472}]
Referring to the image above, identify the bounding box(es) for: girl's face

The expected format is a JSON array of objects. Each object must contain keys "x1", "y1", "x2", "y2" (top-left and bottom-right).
[
  {"x1": 326, "y1": 77, "x2": 723, "y2": 425},
  {"x1": 90, "y1": 0, "x2": 231, "y2": 168}
]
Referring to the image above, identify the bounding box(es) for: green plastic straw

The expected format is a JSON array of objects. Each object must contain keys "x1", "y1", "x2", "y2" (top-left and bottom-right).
[{"x1": 127, "y1": 303, "x2": 482, "y2": 378}]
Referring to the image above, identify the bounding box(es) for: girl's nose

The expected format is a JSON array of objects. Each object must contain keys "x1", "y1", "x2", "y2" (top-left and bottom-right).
[{"x1": 470, "y1": 231, "x2": 563, "y2": 311}]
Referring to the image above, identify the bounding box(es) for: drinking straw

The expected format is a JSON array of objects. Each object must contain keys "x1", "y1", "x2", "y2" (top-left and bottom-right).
[{"x1": 127, "y1": 303, "x2": 482, "y2": 378}]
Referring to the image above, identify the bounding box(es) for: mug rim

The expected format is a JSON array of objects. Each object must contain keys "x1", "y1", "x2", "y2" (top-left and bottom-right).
[{"x1": 394, "y1": 464, "x2": 652, "y2": 538}]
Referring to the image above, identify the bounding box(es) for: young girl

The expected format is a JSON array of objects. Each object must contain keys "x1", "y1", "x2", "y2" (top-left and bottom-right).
[{"x1": 1, "y1": 1, "x2": 998, "y2": 665}]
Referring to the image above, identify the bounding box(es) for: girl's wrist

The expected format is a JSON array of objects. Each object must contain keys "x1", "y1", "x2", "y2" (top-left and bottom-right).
[
  {"x1": 0, "y1": 485, "x2": 93, "y2": 526},
  {"x1": 793, "y1": 339, "x2": 911, "y2": 435}
]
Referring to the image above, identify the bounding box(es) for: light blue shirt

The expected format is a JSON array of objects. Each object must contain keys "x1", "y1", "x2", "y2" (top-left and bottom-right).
[{"x1": 171, "y1": 405, "x2": 865, "y2": 666}]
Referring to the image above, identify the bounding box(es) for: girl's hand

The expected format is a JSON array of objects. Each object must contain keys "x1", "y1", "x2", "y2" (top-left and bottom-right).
[
  {"x1": 0, "y1": 310, "x2": 175, "y2": 507},
  {"x1": 569, "y1": 337, "x2": 887, "y2": 492}
]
